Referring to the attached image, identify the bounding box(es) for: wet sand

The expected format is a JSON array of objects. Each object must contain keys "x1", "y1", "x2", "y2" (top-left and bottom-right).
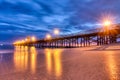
[{"x1": 0, "y1": 44, "x2": 120, "y2": 80}]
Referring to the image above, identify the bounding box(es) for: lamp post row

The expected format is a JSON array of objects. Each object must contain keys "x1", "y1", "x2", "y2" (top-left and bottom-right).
[
  {"x1": 13, "y1": 20, "x2": 113, "y2": 46},
  {"x1": 13, "y1": 28, "x2": 60, "y2": 45}
]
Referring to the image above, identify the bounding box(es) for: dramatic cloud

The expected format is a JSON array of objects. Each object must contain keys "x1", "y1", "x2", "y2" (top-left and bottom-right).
[{"x1": 0, "y1": 0, "x2": 120, "y2": 43}]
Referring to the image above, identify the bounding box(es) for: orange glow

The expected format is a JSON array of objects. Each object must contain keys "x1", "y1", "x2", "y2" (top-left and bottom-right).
[
  {"x1": 31, "y1": 36, "x2": 36, "y2": 42},
  {"x1": 105, "y1": 51, "x2": 118, "y2": 80},
  {"x1": 14, "y1": 46, "x2": 37, "y2": 74},
  {"x1": 45, "y1": 49, "x2": 62, "y2": 77},
  {"x1": 54, "y1": 29, "x2": 59, "y2": 35},
  {"x1": 25, "y1": 38, "x2": 28, "y2": 42},
  {"x1": 99, "y1": 15, "x2": 115, "y2": 33},
  {"x1": 102, "y1": 19, "x2": 112, "y2": 34},
  {"x1": 30, "y1": 46, "x2": 37, "y2": 74},
  {"x1": 14, "y1": 40, "x2": 22, "y2": 44},
  {"x1": 53, "y1": 49, "x2": 62, "y2": 77},
  {"x1": 45, "y1": 49, "x2": 52, "y2": 73},
  {"x1": 46, "y1": 34, "x2": 51, "y2": 39},
  {"x1": 100, "y1": 13, "x2": 115, "y2": 30},
  {"x1": 104, "y1": 20, "x2": 111, "y2": 27},
  {"x1": 21, "y1": 40, "x2": 25, "y2": 43},
  {"x1": 14, "y1": 46, "x2": 28, "y2": 71}
]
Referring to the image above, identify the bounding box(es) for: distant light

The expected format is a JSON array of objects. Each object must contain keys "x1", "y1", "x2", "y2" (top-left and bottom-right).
[
  {"x1": 25, "y1": 36, "x2": 31, "y2": 42},
  {"x1": 19, "y1": 41, "x2": 22, "y2": 44},
  {"x1": 25, "y1": 38, "x2": 28, "y2": 42},
  {"x1": 21, "y1": 40, "x2": 25, "y2": 43},
  {"x1": 14, "y1": 40, "x2": 21, "y2": 44},
  {"x1": 54, "y1": 29, "x2": 59, "y2": 35},
  {"x1": 13, "y1": 41, "x2": 17, "y2": 44},
  {"x1": 31, "y1": 36, "x2": 36, "y2": 41},
  {"x1": 46, "y1": 34, "x2": 51, "y2": 39}
]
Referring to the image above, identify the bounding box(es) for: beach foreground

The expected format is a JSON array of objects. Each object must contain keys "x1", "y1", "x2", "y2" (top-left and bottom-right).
[{"x1": 0, "y1": 44, "x2": 120, "y2": 80}]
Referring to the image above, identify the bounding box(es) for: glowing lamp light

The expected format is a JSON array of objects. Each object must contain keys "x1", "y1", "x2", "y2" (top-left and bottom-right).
[
  {"x1": 16, "y1": 41, "x2": 20, "y2": 44},
  {"x1": 31, "y1": 36, "x2": 36, "y2": 42},
  {"x1": 104, "y1": 20, "x2": 111, "y2": 26},
  {"x1": 13, "y1": 40, "x2": 23, "y2": 44},
  {"x1": 13, "y1": 41, "x2": 16, "y2": 44},
  {"x1": 46, "y1": 34, "x2": 51, "y2": 39},
  {"x1": 25, "y1": 38, "x2": 28, "y2": 42},
  {"x1": 22, "y1": 40, "x2": 25, "y2": 43},
  {"x1": 54, "y1": 29, "x2": 59, "y2": 35}
]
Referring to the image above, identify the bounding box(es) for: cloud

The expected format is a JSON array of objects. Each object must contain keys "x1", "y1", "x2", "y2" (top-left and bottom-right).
[{"x1": 0, "y1": 0, "x2": 120, "y2": 43}]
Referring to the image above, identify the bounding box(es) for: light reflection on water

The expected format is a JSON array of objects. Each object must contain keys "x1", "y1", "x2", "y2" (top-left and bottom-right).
[
  {"x1": 14, "y1": 46, "x2": 37, "y2": 73},
  {"x1": 45, "y1": 49, "x2": 63, "y2": 77}
]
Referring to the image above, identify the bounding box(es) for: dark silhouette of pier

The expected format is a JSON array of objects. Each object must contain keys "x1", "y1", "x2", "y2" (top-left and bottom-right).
[{"x1": 14, "y1": 24, "x2": 120, "y2": 48}]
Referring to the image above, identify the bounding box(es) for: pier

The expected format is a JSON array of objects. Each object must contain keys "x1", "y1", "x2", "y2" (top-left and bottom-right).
[{"x1": 14, "y1": 24, "x2": 120, "y2": 48}]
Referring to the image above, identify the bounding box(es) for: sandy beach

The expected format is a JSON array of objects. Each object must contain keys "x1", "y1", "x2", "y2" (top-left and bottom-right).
[{"x1": 0, "y1": 44, "x2": 120, "y2": 80}]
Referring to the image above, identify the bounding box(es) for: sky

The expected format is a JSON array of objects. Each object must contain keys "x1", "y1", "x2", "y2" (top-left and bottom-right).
[{"x1": 0, "y1": 0, "x2": 120, "y2": 44}]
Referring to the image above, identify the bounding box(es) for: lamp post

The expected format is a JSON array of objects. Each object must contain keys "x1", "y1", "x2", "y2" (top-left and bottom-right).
[
  {"x1": 46, "y1": 34, "x2": 51, "y2": 40},
  {"x1": 103, "y1": 20, "x2": 111, "y2": 33},
  {"x1": 103, "y1": 20, "x2": 111, "y2": 44},
  {"x1": 53, "y1": 28, "x2": 60, "y2": 47},
  {"x1": 54, "y1": 29, "x2": 59, "y2": 35},
  {"x1": 31, "y1": 36, "x2": 36, "y2": 42}
]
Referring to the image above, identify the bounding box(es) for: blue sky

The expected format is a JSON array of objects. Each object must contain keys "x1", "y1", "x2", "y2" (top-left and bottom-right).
[{"x1": 0, "y1": 0, "x2": 120, "y2": 43}]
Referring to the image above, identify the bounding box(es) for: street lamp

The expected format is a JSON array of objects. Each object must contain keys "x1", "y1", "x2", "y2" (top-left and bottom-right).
[
  {"x1": 54, "y1": 29, "x2": 59, "y2": 35},
  {"x1": 104, "y1": 20, "x2": 111, "y2": 27},
  {"x1": 103, "y1": 20, "x2": 112, "y2": 44},
  {"x1": 25, "y1": 38, "x2": 28, "y2": 42},
  {"x1": 31, "y1": 36, "x2": 36, "y2": 42},
  {"x1": 103, "y1": 20, "x2": 111, "y2": 32},
  {"x1": 22, "y1": 40, "x2": 25, "y2": 43},
  {"x1": 46, "y1": 34, "x2": 51, "y2": 39}
]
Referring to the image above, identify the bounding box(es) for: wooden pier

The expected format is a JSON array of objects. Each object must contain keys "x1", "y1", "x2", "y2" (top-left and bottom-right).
[{"x1": 14, "y1": 24, "x2": 120, "y2": 48}]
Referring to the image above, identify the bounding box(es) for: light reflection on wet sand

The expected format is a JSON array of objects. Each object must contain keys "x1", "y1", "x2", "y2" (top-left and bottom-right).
[
  {"x1": 14, "y1": 46, "x2": 37, "y2": 73},
  {"x1": 45, "y1": 49, "x2": 52, "y2": 73},
  {"x1": 0, "y1": 46, "x2": 120, "y2": 80},
  {"x1": 14, "y1": 46, "x2": 29, "y2": 71},
  {"x1": 45, "y1": 49, "x2": 63, "y2": 77},
  {"x1": 30, "y1": 46, "x2": 37, "y2": 74},
  {"x1": 105, "y1": 51, "x2": 118, "y2": 80}
]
